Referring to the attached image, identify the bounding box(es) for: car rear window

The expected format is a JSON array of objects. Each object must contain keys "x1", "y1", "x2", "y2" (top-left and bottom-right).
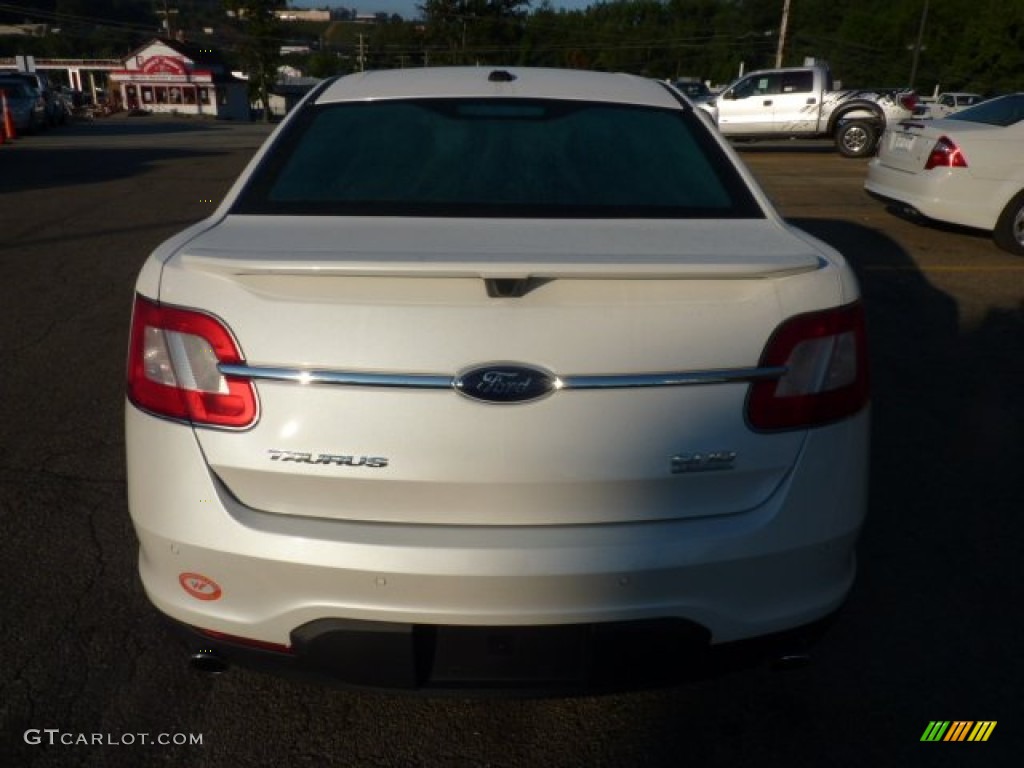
[
  {"x1": 947, "y1": 94, "x2": 1024, "y2": 127},
  {"x1": 234, "y1": 98, "x2": 763, "y2": 218}
]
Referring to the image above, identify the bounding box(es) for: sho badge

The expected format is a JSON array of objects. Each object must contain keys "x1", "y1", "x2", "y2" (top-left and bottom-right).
[
  {"x1": 671, "y1": 451, "x2": 737, "y2": 474},
  {"x1": 268, "y1": 449, "x2": 389, "y2": 468},
  {"x1": 454, "y1": 363, "x2": 559, "y2": 404}
]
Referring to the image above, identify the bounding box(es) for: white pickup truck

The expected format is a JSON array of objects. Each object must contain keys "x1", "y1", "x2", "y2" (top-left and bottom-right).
[{"x1": 709, "y1": 64, "x2": 918, "y2": 158}]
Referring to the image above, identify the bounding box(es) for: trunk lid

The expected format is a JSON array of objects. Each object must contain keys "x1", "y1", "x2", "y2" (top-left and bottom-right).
[
  {"x1": 877, "y1": 120, "x2": 941, "y2": 172},
  {"x1": 878, "y1": 118, "x2": 989, "y2": 173},
  {"x1": 160, "y1": 216, "x2": 830, "y2": 526}
]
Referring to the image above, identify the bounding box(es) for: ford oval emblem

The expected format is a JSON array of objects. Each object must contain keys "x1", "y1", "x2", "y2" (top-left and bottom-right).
[{"x1": 455, "y1": 363, "x2": 558, "y2": 404}]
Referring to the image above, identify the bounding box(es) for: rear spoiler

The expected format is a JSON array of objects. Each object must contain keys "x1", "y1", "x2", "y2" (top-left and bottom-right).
[{"x1": 180, "y1": 251, "x2": 824, "y2": 281}]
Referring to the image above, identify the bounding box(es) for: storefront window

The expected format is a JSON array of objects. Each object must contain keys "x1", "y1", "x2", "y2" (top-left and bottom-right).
[{"x1": 142, "y1": 86, "x2": 153, "y2": 103}]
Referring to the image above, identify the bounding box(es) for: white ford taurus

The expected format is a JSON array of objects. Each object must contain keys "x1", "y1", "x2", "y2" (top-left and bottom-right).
[
  {"x1": 126, "y1": 66, "x2": 869, "y2": 691},
  {"x1": 866, "y1": 92, "x2": 1024, "y2": 256}
]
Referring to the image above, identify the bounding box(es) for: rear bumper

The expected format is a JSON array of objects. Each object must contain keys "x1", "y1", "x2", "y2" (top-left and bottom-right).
[
  {"x1": 864, "y1": 161, "x2": 1000, "y2": 231},
  {"x1": 127, "y1": 402, "x2": 868, "y2": 672},
  {"x1": 168, "y1": 611, "x2": 839, "y2": 694}
]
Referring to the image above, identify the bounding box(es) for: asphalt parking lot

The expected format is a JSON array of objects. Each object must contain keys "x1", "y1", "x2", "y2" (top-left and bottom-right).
[{"x1": 1, "y1": 116, "x2": 1021, "y2": 767}]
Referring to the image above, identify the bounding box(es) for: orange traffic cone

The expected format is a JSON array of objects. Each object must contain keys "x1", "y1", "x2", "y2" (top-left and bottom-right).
[{"x1": 1, "y1": 89, "x2": 16, "y2": 141}]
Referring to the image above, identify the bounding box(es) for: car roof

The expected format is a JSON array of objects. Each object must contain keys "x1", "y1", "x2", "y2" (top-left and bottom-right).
[{"x1": 314, "y1": 67, "x2": 683, "y2": 110}]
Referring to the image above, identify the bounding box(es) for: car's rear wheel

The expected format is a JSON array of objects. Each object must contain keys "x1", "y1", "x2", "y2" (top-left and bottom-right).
[
  {"x1": 835, "y1": 120, "x2": 878, "y2": 158},
  {"x1": 993, "y1": 190, "x2": 1024, "y2": 256}
]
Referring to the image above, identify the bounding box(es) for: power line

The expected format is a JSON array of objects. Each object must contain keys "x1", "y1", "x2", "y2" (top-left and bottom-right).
[{"x1": 0, "y1": 1, "x2": 159, "y2": 36}]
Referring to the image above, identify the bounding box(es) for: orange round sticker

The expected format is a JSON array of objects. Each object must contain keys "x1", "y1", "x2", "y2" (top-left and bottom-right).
[{"x1": 179, "y1": 572, "x2": 223, "y2": 601}]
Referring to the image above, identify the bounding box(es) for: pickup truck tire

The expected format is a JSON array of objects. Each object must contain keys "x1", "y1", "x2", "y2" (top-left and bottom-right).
[
  {"x1": 993, "y1": 190, "x2": 1024, "y2": 256},
  {"x1": 835, "y1": 120, "x2": 878, "y2": 158}
]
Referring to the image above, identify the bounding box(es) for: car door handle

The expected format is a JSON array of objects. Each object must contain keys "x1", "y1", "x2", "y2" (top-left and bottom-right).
[
  {"x1": 806, "y1": 98, "x2": 817, "y2": 105},
  {"x1": 763, "y1": 100, "x2": 773, "y2": 107}
]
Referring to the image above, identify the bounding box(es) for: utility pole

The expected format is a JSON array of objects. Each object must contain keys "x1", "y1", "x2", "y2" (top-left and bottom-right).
[
  {"x1": 775, "y1": 0, "x2": 791, "y2": 68},
  {"x1": 909, "y1": 0, "x2": 930, "y2": 89},
  {"x1": 358, "y1": 34, "x2": 366, "y2": 72},
  {"x1": 157, "y1": 0, "x2": 178, "y2": 38}
]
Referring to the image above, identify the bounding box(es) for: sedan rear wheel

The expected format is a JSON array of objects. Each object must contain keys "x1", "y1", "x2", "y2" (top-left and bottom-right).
[{"x1": 993, "y1": 190, "x2": 1024, "y2": 256}]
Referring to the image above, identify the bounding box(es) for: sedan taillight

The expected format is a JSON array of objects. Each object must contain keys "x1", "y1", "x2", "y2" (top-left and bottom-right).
[
  {"x1": 746, "y1": 303, "x2": 869, "y2": 431},
  {"x1": 127, "y1": 295, "x2": 258, "y2": 428},
  {"x1": 924, "y1": 136, "x2": 968, "y2": 170}
]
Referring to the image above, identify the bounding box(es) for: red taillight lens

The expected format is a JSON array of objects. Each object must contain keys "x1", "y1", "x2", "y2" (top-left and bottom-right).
[
  {"x1": 127, "y1": 295, "x2": 258, "y2": 428},
  {"x1": 746, "y1": 303, "x2": 869, "y2": 431},
  {"x1": 924, "y1": 136, "x2": 968, "y2": 170}
]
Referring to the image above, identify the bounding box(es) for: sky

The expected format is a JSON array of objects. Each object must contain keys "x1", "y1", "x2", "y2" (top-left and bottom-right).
[{"x1": 289, "y1": 1, "x2": 596, "y2": 20}]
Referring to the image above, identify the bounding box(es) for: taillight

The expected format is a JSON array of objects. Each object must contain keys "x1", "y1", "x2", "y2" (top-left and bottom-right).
[
  {"x1": 924, "y1": 136, "x2": 968, "y2": 170},
  {"x1": 746, "y1": 303, "x2": 868, "y2": 431},
  {"x1": 899, "y1": 92, "x2": 919, "y2": 112},
  {"x1": 126, "y1": 295, "x2": 258, "y2": 428}
]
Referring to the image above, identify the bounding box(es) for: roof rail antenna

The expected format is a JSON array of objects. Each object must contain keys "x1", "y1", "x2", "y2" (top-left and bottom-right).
[{"x1": 488, "y1": 70, "x2": 517, "y2": 83}]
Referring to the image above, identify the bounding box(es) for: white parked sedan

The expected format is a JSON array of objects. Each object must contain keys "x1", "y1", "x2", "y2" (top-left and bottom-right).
[
  {"x1": 865, "y1": 93, "x2": 1024, "y2": 255},
  {"x1": 126, "y1": 66, "x2": 870, "y2": 691}
]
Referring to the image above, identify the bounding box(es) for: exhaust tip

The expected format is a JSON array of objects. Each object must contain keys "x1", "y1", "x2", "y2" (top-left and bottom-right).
[
  {"x1": 772, "y1": 652, "x2": 812, "y2": 671},
  {"x1": 189, "y1": 650, "x2": 229, "y2": 675},
  {"x1": 889, "y1": 203, "x2": 922, "y2": 220}
]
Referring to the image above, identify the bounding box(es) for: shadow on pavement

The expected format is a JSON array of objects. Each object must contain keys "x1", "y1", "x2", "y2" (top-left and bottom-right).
[
  {"x1": 0, "y1": 146, "x2": 228, "y2": 194},
  {"x1": 52, "y1": 114, "x2": 246, "y2": 137},
  {"x1": 757, "y1": 217, "x2": 1022, "y2": 763},
  {"x1": 735, "y1": 140, "x2": 836, "y2": 155}
]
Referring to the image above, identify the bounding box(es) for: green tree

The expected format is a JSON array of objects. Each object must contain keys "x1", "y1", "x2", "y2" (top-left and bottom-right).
[
  {"x1": 3, "y1": 0, "x2": 1020, "y2": 98},
  {"x1": 303, "y1": 49, "x2": 344, "y2": 78},
  {"x1": 224, "y1": 0, "x2": 283, "y2": 121},
  {"x1": 419, "y1": 0, "x2": 530, "y2": 64},
  {"x1": 947, "y1": 0, "x2": 1024, "y2": 93}
]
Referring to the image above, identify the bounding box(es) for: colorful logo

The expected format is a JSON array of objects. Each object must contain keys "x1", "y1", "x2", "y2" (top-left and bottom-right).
[{"x1": 921, "y1": 721, "x2": 996, "y2": 742}]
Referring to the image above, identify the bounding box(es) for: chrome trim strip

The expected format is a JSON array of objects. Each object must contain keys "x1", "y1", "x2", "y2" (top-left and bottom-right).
[
  {"x1": 560, "y1": 367, "x2": 786, "y2": 389},
  {"x1": 217, "y1": 365, "x2": 452, "y2": 389},
  {"x1": 219, "y1": 364, "x2": 786, "y2": 390}
]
